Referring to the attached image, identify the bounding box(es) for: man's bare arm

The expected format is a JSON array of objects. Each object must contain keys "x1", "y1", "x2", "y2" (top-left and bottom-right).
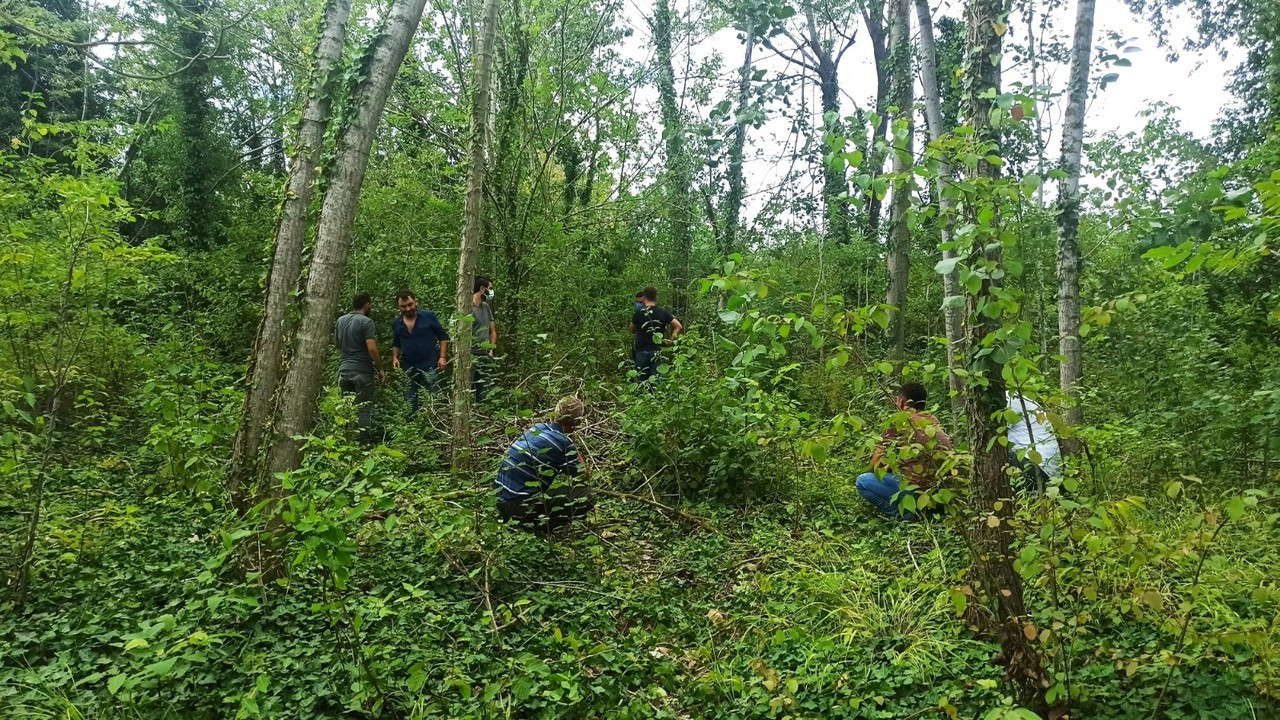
[{"x1": 366, "y1": 339, "x2": 386, "y2": 380}]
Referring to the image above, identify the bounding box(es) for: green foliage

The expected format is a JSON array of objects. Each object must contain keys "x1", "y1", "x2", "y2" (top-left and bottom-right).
[{"x1": 2, "y1": 2, "x2": 1279, "y2": 718}]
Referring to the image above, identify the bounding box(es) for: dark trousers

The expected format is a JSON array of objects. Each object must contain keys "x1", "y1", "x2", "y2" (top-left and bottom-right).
[
  {"x1": 403, "y1": 365, "x2": 439, "y2": 415},
  {"x1": 471, "y1": 354, "x2": 494, "y2": 403},
  {"x1": 498, "y1": 485, "x2": 595, "y2": 534},
  {"x1": 634, "y1": 348, "x2": 660, "y2": 383},
  {"x1": 338, "y1": 370, "x2": 376, "y2": 440},
  {"x1": 1009, "y1": 450, "x2": 1050, "y2": 493}
]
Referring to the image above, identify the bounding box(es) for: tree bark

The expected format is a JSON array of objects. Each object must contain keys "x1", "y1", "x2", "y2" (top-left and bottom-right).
[
  {"x1": 721, "y1": 14, "x2": 755, "y2": 257},
  {"x1": 495, "y1": 0, "x2": 530, "y2": 365},
  {"x1": 862, "y1": 2, "x2": 889, "y2": 238},
  {"x1": 450, "y1": 0, "x2": 500, "y2": 471},
  {"x1": 804, "y1": 1, "x2": 849, "y2": 246},
  {"x1": 1056, "y1": 0, "x2": 1096, "y2": 458},
  {"x1": 915, "y1": 0, "x2": 964, "y2": 417},
  {"x1": 885, "y1": 0, "x2": 912, "y2": 365},
  {"x1": 227, "y1": 0, "x2": 351, "y2": 511},
  {"x1": 263, "y1": 0, "x2": 430, "y2": 479},
  {"x1": 170, "y1": 0, "x2": 219, "y2": 250},
  {"x1": 961, "y1": 0, "x2": 1049, "y2": 712},
  {"x1": 654, "y1": 0, "x2": 695, "y2": 313}
]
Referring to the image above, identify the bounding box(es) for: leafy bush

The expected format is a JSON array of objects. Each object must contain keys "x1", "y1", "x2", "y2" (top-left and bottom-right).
[{"x1": 620, "y1": 332, "x2": 801, "y2": 499}]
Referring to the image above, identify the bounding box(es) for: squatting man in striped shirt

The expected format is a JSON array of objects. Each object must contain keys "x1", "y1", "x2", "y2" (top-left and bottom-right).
[{"x1": 494, "y1": 396, "x2": 594, "y2": 534}]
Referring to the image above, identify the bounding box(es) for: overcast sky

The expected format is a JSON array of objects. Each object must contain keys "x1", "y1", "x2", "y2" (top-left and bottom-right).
[{"x1": 612, "y1": 0, "x2": 1238, "y2": 225}]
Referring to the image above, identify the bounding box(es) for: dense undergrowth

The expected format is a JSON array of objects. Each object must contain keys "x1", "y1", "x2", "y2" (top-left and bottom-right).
[{"x1": 2, "y1": 380, "x2": 1277, "y2": 718}]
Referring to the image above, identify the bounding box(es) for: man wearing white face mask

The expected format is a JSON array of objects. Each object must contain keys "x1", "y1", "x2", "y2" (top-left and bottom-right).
[{"x1": 470, "y1": 275, "x2": 498, "y2": 402}]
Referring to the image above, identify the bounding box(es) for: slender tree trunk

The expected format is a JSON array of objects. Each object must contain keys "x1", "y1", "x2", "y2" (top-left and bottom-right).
[
  {"x1": 1056, "y1": 0, "x2": 1096, "y2": 459},
  {"x1": 885, "y1": 0, "x2": 913, "y2": 365},
  {"x1": 494, "y1": 0, "x2": 530, "y2": 364},
  {"x1": 862, "y1": 4, "x2": 889, "y2": 238},
  {"x1": 170, "y1": 0, "x2": 218, "y2": 250},
  {"x1": 721, "y1": 15, "x2": 755, "y2": 257},
  {"x1": 654, "y1": 0, "x2": 695, "y2": 313},
  {"x1": 961, "y1": 0, "x2": 1049, "y2": 711},
  {"x1": 802, "y1": 1, "x2": 849, "y2": 246},
  {"x1": 579, "y1": 118, "x2": 600, "y2": 208},
  {"x1": 263, "y1": 0, "x2": 430, "y2": 479},
  {"x1": 915, "y1": 0, "x2": 964, "y2": 417},
  {"x1": 451, "y1": 0, "x2": 500, "y2": 471},
  {"x1": 1026, "y1": 0, "x2": 1049, "y2": 205},
  {"x1": 227, "y1": 0, "x2": 351, "y2": 511}
]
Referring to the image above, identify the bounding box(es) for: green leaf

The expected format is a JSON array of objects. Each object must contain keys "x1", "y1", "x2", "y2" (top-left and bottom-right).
[
  {"x1": 934, "y1": 256, "x2": 961, "y2": 275},
  {"x1": 145, "y1": 657, "x2": 177, "y2": 677},
  {"x1": 107, "y1": 675, "x2": 127, "y2": 694}
]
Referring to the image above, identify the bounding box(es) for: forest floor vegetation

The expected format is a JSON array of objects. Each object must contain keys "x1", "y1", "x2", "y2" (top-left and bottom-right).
[{"x1": 2, "y1": 390, "x2": 1277, "y2": 719}]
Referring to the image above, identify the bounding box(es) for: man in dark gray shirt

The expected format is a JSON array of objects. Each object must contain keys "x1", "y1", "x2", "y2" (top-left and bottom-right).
[
  {"x1": 335, "y1": 292, "x2": 385, "y2": 441},
  {"x1": 470, "y1": 276, "x2": 498, "y2": 402}
]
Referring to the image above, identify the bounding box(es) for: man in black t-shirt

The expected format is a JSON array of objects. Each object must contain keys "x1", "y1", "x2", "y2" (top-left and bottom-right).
[{"x1": 628, "y1": 287, "x2": 683, "y2": 383}]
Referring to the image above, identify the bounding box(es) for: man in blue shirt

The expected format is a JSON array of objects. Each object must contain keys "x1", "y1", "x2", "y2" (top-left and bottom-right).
[
  {"x1": 391, "y1": 290, "x2": 449, "y2": 415},
  {"x1": 495, "y1": 396, "x2": 594, "y2": 534}
]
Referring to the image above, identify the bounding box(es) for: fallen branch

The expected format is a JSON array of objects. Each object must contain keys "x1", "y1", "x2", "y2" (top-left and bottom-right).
[
  {"x1": 594, "y1": 488, "x2": 716, "y2": 532},
  {"x1": 420, "y1": 483, "x2": 715, "y2": 533}
]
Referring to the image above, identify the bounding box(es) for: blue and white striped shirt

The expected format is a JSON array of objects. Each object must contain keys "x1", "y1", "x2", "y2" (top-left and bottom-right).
[{"x1": 495, "y1": 422, "x2": 580, "y2": 502}]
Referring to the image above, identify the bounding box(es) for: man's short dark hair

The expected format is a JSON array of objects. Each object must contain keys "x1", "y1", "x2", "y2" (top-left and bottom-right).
[
  {"x1": 635, "y1": 291, "x2": 644, "y2": 299},
  {"x1": 352, "y1": 292, "x2": 372, "y2": 310},
  {"x1": 898, "y1": 382, "x2": 928, "y2": 410},
  {"x1": 395, "y1": 289, "x2": 416, "y2": 302},
  {"x1": 473, "y1": 276, "x2": 492, "y2": 293},
  {"x1": 642, "y1": 287, "x2": 657, "y2": 302}
]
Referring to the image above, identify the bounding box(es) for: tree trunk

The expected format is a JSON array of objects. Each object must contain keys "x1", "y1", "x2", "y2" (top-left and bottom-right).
[
  {"x1": 1056, "y1": 0, "x2": 1096, "y2": 459},
  {"x1": 961, "y1": 0, "x2": 1049, "y2": 712},
  {"x1": 654, "y1": 0, "x2": 695, "y2": 313},
  {"x1": 494, "y1": 0, "x2": 530, "y2": 366},
  {"x1": 914, "y1": 0, "x2": 964, "y2": 418},
  {"x1": 170, "y1": 0, "x2": 219, "y2": 250},
  {"x1": 884, "y1": 0, "x2": 912, "y2": 365},
  {"x1": 227, "y1": 0, "x2": 351, "y2": 512},
  {"x1": 721, "y1": 14, "x2": 755, "y2": 257},
  {"x1": 803, "y1": 1, "x2": 849, "y2": 246},
  {"x1": 450, "y1": 0, "x2": 500, "y2": 471},
  {"x1": 862, "y1": 3, "x2": 889, "y2": 238},
  {"x1": 263, "y1": 0, "x2": 430, "y2": 479}
]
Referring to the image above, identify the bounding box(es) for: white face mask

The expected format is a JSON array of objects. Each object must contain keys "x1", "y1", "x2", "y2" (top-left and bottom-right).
[{"x1": 486, "y1": 288, "x2": 495, "y2": 300}]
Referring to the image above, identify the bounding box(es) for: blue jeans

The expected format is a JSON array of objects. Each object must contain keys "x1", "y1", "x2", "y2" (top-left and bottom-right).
[
  {"x1": 856, "y1": 472, "x2": 921, "y2": 520},
  {"x1": 634, "y1": 348, "x2": 660, "y2": 383},
  {"x1": 403, "y1": 365, "x2": 439, "y2": 415}
]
